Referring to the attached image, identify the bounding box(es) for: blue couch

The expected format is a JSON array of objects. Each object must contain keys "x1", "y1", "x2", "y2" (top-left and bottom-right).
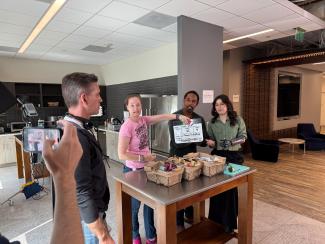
[
  {"x1": 247, "y1": 129, "x2": 279, "y2": 162},
  {"x1": 297, "y1": 123, "x2": 325, "y2": 150}
]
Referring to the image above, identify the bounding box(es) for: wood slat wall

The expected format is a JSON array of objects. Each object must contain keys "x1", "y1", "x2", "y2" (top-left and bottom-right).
[{"x1": 243, "y1": 64, "x2": 296, "y2": 140}]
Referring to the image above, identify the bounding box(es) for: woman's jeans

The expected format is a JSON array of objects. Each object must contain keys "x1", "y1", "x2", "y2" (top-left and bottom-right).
[
  {"x1": 123, "y1": 166, "x2": 157, "y2": 239},
  {"x1": 81, "y1": 212, "x2": 107, "y2": 244}
]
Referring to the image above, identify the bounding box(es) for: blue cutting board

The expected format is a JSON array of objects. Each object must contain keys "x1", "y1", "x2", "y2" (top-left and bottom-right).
[{"x1": 224, "y1": 163, "x2": 250, "y2": 176}]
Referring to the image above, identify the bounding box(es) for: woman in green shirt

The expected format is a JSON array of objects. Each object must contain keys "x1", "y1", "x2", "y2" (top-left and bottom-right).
[{"x1": 206, "y1": 94, "x2": 247, "y2": 233}]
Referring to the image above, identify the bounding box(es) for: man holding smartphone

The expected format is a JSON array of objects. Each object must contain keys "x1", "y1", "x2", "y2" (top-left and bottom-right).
[{"x1": 61, "y1": 72, "x2": 114, "y2": 244}]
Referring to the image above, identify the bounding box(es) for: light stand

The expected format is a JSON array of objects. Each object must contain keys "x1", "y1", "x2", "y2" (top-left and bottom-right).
[{"x1": 1, "y1": 100, "x2": 44, "y2": 206}]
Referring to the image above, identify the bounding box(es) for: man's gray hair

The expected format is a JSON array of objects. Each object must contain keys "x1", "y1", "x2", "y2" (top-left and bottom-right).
[{"x1": 62, "y1": 72, "x2": 98, "y2": 108}]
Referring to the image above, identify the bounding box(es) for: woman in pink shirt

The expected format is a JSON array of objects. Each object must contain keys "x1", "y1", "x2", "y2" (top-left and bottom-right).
[{"x1": 118, "y1": 94, "x2": 190, "y2": 244}]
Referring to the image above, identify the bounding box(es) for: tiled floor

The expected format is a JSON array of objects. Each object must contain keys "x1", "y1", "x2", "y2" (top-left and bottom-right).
[{"x1": 1, "y1": 162, "x2": 325, "y2": 244}]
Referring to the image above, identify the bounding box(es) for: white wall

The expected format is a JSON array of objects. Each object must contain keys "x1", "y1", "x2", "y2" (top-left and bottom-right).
[
  {"x1": 272, "y1": 66, "x2": 323, "y2": 131},
  {"x1": 0, "y1": 56, "x2": 103, "y2": 84},
  {"x1": 100, "y1": 43, "x2": 177, "y2": 85}
]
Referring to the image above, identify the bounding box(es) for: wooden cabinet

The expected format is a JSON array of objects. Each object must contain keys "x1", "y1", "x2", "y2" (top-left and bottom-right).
[
  {"x1": 14, "y1": 83, "x2": 65, "y2": 108},
  {"x1": 0, "y1": 134, "x2": 17, "y2": 165}
]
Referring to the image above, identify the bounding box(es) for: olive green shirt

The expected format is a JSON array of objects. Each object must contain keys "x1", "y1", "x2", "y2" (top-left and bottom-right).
[{"x1": 208, "y1": 116, "x2": 247, "y2": 151}]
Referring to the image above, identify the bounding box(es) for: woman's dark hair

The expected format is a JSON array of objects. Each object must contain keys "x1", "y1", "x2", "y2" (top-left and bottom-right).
[
  {"x1": 184, "y1": 90, "x2": 199, "y2": 105},
  {"x1": 211, "y1": 94, "x2": 238, "y2": 126},
  {"x1": 124, "y1": 93, "x2": 142, "y2": 109}
]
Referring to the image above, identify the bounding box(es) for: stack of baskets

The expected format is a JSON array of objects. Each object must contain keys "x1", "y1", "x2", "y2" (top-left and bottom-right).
[
  {"x1": 184, "y1": 152, "x2": 226, "y2": 177},
  {"x1": 144, "y1": 161, "x2": 184, "y2": 187}
]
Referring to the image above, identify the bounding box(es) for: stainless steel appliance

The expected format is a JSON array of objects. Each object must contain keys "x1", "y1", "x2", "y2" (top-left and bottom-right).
[
  {"x1": 10, "y1": 122, "x2": 27, "y2": 132},
  {"x1": 139, "y1": 94, "x2": 178, "y2": 154}
]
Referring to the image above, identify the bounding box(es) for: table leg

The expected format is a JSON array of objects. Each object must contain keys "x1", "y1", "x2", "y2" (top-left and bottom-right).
[
  {"x1": 116, "y1": 181, "x2": 132, "y2": 244},
  {"x1": 15, "y1": 140, "x2": 23, "y2": 179},
  {"x1": 156, "y1": 203, "x2": 177, "y2": 244},
  {"x1": 238, "y1": 174, "x2": 253, "y2": 244},
  {"x1": 23, "y1": 152, "x2": 32, "y2": 183},
  {"x1": 192, "y1": 201, "x2": 205, "y2": 224},
  {"x1": 292, "y1": 144, "x2": 295, "y2": 153},
  {"x1": 304, "y1": 143, "x2": 306, "y2": 154}
]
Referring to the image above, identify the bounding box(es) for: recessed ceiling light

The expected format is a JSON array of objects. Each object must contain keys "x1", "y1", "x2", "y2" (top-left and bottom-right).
[{"x1": 223, "y1": 29, "x2": 274, "y2": 44}]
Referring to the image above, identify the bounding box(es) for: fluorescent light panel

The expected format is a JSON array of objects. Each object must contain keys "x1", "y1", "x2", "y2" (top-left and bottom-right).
[
  {"x1": 223, "y1": 29, "x2": 274, "y2": 44},
  {"x1": 18, "y1": 0, "x2": 66, "y2": 53}
]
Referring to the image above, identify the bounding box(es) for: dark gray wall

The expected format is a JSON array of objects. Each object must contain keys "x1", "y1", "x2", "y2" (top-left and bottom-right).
[
  {"x1": 178, "y1": 16, "x2": 223, "y2": 119},
  {"x1": 106, "y1": 75, "x2": 177, "y2": 120}
]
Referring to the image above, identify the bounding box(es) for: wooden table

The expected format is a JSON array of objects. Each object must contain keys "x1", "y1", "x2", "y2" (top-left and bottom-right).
[
  {"x1": 278, "y1": 138, "x2": 306, "y2": 154},
  {"x1": 15, "y1": 136, "x2": 32, "y2": 183},
  {"x1": 111, "y1": 167, "x2": 255, "y2": 244},
  {"x1": 15, "y1": 136, "x2": 49, "y2": 183}
]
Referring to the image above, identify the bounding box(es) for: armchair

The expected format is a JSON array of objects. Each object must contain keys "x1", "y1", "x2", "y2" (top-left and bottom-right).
[
  {"x1": 297, "y1": 123, "x2": 325, "y2": 150},
  {"x1": 247, "y1": 129, "x2": 279, "y2": 162}
]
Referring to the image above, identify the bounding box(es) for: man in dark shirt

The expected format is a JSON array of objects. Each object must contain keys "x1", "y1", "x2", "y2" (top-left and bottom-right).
[
  {"x1": 168, "y1": 90, "x2": 209, "y2": 228},
  {"x1": 61, "y1": 72, "x2": 114, "y2": 244}
]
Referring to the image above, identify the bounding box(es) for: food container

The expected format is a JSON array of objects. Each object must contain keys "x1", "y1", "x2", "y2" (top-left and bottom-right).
[
  {"x1": 169, "y1": 156, "x2": 202, "y2": 181},
  {"x1": 184, "y1": 152, "x2": 226, "y2": 177},
  {"x1": 144, "y1": 161, "x2": 184, "y2": 187}
]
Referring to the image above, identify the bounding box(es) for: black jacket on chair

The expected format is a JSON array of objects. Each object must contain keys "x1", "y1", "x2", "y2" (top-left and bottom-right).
[
  {"x1": 247, "y1": 129, "x2": 279, "y2": 162},
  {"x1": 297, "y1": 123, "x2": 325, "y2": 150}
]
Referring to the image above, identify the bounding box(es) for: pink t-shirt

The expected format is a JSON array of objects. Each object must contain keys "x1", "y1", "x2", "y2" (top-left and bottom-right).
[{"x1": 119, "y1": 116, "x2": 152, "y2": 169}]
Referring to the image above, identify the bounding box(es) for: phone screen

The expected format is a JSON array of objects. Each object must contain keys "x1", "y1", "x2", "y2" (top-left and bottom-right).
[{"x1": 23, "y1": 128, "x2": 61, "y2": 152}]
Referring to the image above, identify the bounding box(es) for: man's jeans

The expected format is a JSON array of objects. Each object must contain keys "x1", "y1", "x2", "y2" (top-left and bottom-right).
[
  {"x1": 81, "y1": 213, "x2": 108, "y2": 244},
  {"x1": 123, "y1": 166, "x2": 157, "y2": 239}
]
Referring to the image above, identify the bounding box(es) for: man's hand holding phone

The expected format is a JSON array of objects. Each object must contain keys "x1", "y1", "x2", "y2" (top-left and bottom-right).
[{"x1": 42, "y1": 120, "x2": 83, "y2": 182}]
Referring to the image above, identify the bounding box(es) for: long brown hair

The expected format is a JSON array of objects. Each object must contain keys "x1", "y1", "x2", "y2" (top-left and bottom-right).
[{"x1": 211, "y1": 94, "x2": 238, "y2": 126}]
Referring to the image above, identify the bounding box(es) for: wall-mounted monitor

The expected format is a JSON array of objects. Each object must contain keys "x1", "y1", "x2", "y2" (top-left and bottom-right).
[{"x1": 277, "y1": 71, "x2": 301, "y2": 120}]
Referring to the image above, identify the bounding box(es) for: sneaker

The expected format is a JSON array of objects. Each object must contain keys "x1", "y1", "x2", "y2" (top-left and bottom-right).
[
  {"x1": 133, "y1": 236, "x2": 142, "y2": 244},
  {"x1": 146, "y1": 237, "x2": 157, "y2": 244}
]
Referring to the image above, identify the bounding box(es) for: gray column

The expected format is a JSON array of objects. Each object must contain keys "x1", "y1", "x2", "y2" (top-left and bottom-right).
[{"x1": 177, "y1": 15, "x2": 223, "y2": 119}]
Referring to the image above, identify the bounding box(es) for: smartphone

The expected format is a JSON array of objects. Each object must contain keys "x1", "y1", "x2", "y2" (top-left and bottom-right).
[{"x1": 23, "y1": 127, "x2": 62, "y2": 152}]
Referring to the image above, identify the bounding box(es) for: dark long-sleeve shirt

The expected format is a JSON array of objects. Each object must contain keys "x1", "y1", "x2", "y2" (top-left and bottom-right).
[
  {"x1": 75, "y1": 129, "x2": 110, "y2": 224},
  {"x1": 168, "y1": 109, "x2": 209, "y2": 157}
]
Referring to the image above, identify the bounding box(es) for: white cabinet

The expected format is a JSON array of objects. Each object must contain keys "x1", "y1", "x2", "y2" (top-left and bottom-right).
[{"x1": 0, "y1": 134, "x2": 17, "y2": 165}]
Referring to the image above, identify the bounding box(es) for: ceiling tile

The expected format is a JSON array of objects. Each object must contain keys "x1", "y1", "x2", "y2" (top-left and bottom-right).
[
  {"x1": 300, "y1": 22, "x2": 323, "y2": 32},
  {"x1": 99, "y1": 32, "x2": 144, "y2": 46},
  {"x1": 250, "y1": 30, "x2": 287, "y2": 42},
  {"x1": 33, "y1": 30, "x2": 68, "y2": 46},
  {"x1": 56, "y1": 40, "x2": 93, "y2": 50},
  {"x1": 85, "y1": 15, "x2": 127, "y2": 31},
  {"x1": 156, "y1": 0, "x2": 210, "y2": 17},
  {"x1": 192, "y1": 7, "x2": 236, "y2": 25},
  {"x1": 73, "y1": 26, "x2": 112, "y2": 38},
  {"x1": 64, "y1": 0, "x2": 113, "y2": 14},
  {"x1": 162, "y1": 23, "x2": 177, "y2": 32},
  {"x1": 0, "y1": 0, "x2": 49, "y2": 17},
  {"x1": 265, "y1": 14, "x2": 312, "y2": 32},
  {"x1": 221, "y1": 17, "x2": 258, "y2": 31},
  {"x1": 54, "y1": 7, "x2": 93, "y2": 25},
  {"x1": 98, "y1": 1, "x2": 150, "y2": 22},
  {"x1": 119, "y1": 0, "x2": 172, "y2": 10},
  {"x1": 0, "y1": 9, "x2": 40, "y2": 27},
  {"x1": 0, "y1": 39, "x2": 22, "y2": 48},
  {"x1": 63, "y1": 34, "x2": 98, "y2": 44},
  {"x1": 0, "y1": 33, "x2": 26, "y2": 43},
  {"x1": 45, "y1": 19, "x2": 79, "y2": 33},
  {"x1": 118, "y1": 23, "x2": 176, "y2": 42},
  {"x1": 194, "y1": 0, "x2": 230, "y2": 7},
  {"x1": 243, "y1": 4, "x2": 295, "y2": 24},
  {"x1": 229, "y1": 24, "x2": 267, "y2": 36},
  {"x1": 216, "y1": 0, "x2": 274, "y2": 15},
  {"x1": 0, "y1": 22, "x2": 31, "y2": 36}
]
